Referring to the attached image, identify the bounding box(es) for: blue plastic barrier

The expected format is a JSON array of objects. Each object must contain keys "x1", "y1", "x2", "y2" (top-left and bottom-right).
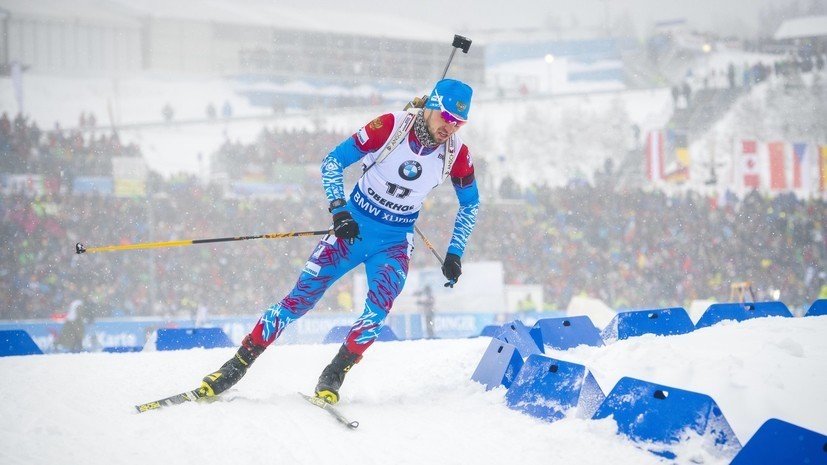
[
  {"x1": 478, "y1": 325, "x2": 501, "y2": 337},
  {"x1": 730, "y1": 418, "x2": 827, "y2": 465},
  {"x1": 592, "y1": 377, "x2": 740, "y2": 458},
  {"x1": 506, "y1": 354, "x2": 605, "y2": 422},
  {"x1": 322, "y1": 325, "x2": 398, "y2": 344},
  {"x1": 0, "y1": 312, "x2": 502, "y2": 352},
  {"x1": 530, "y1": 316, "x2": 604, "y2": 351},
  {"x1": 805, "y1": 299, "x2": 827, "y2": 317},
  {"x1": 102, "y1": 346, "x2": 143, "y2": 353},
  {"x1": 695, "y1": 301, "x2": 793, "y2": 329},
  {"x1": 494, "y1": 320, "x2": 542, "y2": 356},
  {"x1": 0, "y1": 330, "x2": 43, "y2": 357},
  {"x1": 322, "y1": 325, "x2": 351, "y2": 343},
  {"x1": 154, "y1": 327, "x2": 234, "y2": 351},
  {"x1": 471, "y1": 338, "x2": 524, "y2": 390},
  {"x1": 602, "y1": 308, "x2": 695, "y2": 343}
]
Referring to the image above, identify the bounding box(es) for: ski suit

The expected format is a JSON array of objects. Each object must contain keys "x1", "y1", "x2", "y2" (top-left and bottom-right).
[{"x1": 245, "y1": 110, "x2": 480, "y2": 355}]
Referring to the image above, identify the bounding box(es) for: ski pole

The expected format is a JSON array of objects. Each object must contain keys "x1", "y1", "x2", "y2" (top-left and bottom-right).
[
  {"x1": 75, "y1": 229, "x2": 332, "y2": 254},
  {"x1": 405, "y1": 35, "x2": 472, "y2": 110},
  {"x1": 411, "y1": 34, "x2": 473, "y2": 287},
  {"x1": 415, "y1": 224, "x2": 445, "y2": 266}
]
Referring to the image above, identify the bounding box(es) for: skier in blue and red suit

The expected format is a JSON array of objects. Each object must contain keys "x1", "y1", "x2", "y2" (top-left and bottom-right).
[{"x1": 201, "y1": 78, "x2": 480, "y2": 404}]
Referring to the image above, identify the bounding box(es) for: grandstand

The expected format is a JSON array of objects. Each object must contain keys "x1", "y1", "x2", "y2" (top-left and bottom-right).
[{"x1": 0, "y1": 0, "x2": 483, "y2": 89}]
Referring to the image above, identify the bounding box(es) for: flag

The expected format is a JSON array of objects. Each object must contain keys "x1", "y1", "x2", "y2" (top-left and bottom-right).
[
  {"x1": 646, "y1": 130, "x2": 665, "y2": 181},
  {"x1": 742, "y1": 140, "x2": 759, "y2": 188},
  {"x1": 665, "y1": 146, "x2": 691, "y2": 183},
  {"x1": 792, "y1": 143, "x2": 807, "y2": 191},
  {"x1": 820, "y1": 145, "x2": 827, "y2": 192},
  {"x1": 768, "y1": 141, "x2": 786, "y2": 190}
]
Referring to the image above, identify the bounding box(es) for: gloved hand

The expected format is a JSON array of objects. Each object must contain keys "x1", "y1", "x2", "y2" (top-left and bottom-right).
[
  {"x1": 441, "y1": 253, "x2": 462, "y2": 288},
  {"x1": 332, "y1": 211, "x2": 360, "y2": 245}
]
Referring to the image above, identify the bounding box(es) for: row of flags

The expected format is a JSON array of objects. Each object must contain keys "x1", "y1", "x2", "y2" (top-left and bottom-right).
[
  {"x1": 646, "y1": 130, "x2": 827, "y2": 194},
  {"x1": 740, "y1": 140, "x2": 826, "y2": 192},
  {"x1": 740, "y1": 140, "x2": 827, "y2": 192}
]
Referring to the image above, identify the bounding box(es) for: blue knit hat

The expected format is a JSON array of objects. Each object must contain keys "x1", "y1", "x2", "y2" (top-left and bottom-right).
[{"x1": 425, "y1": 78, "x2": 473, "y2": 121}]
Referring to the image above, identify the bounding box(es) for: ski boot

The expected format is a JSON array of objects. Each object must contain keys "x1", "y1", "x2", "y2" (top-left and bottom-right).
[
  {"x1": 200, "y1": 335, "x2": 265, "y2": 397},
  {"x1": 315, "y1": 344, "x2": 362, "y2": 404}
]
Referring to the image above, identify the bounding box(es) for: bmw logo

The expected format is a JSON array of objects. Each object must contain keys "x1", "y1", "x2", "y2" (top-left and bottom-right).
[{"x1": 399, "y1": 161, "x2": 422, "y2": 180}]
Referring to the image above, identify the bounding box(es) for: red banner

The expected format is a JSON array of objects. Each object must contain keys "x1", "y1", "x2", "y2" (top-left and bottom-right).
[
  {"x1": 646, "y1": 131, "x2": 664, "y2": 181},
  {"x1": 768, "y1": 141, "x2": 786, "y2": 190}
]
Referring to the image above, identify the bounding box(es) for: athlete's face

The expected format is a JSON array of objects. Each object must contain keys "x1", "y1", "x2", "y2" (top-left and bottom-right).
[{"x1": 424, "y1": 109, "x2": 462, "y2": 144}]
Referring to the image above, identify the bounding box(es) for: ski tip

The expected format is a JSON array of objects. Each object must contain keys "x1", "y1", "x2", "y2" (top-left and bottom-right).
[
  {"x1": 135, "y1": 401, "x2": 162, "y2": 413},
  {"x1": 299, "y1": 392, "x2": 360, "y2": 429},
  {"x1": 134, "y1": 389, "x2": 204, "y2": 413}
]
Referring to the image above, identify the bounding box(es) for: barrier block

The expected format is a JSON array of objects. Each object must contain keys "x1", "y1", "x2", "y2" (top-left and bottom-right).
[
  {"x1": 805, "y1": 299, "x2": 827, "y2": 317},
  {"x1": 696, "y1": 301, "x2": 792, "y2": 329},
  {"x1": 730, "y1": 418, "x2": 827, "y2": 465},
  {"x1": 478, "y1": 325, "x2": 501, "y2": 337},
  {"x1": 322, "y1": 325, "x2": 398, "y2": 344},
  {"x1": 471, "y1": 338, "x2": 524, "y2": 390},
  {"x1": 154, "y1": 328, "x2": 234, "y2": 351},
  {"x1": 602, "y1": 308, "x2": 695, "y2": 343},
  {"x1": 494, "y1": 320, "x2": 542, "y2": 356},
  {"x1": 592, "y1": 377, "x2": 740, "y2": 455},
  {"x1": 530, "y1": 316, "x2": 604, "y2": 351},
  {"x1": 376, "y1": 326, "x2": 398, "y2": 341},
  {"x1": 322, "y1": 326, "x2": 351, "y2": 343},
  {"x1": 0, "y1": 330, "x2": 43, "y2": 357},
  {"x1": 102, "y1": 346, "x2": 143, "y2": 353},
  {"x1": 506, "y1": 354, "x2": 605, "y2": 422}
]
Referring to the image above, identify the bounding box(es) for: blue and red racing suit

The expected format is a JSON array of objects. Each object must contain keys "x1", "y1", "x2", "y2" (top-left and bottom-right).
[{"x1": 245, "y1": 111, "x2": 480, "y2": 355}]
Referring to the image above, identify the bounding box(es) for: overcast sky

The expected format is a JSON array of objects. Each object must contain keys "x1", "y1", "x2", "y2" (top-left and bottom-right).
[{"x1": 314, "y1": 0, "x2": 797, "y2": 39}]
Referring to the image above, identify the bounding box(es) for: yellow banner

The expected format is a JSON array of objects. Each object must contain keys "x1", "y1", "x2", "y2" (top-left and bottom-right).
[
  {"x1": 821, "y1": 145, "x2": 827, "y2": 192},
  {"x1": 665, "y1": 147, "x2": 690, "y2": 183},
  {"x1": 114, "y1": 179, "x2": 146, "y2": 198}
]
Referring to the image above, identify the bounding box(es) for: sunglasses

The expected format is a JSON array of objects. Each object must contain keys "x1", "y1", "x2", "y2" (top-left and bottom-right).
[{"x1": 433, "y1": 90, "x2": 467, "y2": 127}]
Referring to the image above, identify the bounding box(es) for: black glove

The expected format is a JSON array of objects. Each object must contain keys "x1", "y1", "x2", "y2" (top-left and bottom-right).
[
  {"x1": 332, "y1": 211, "x2": 361, "y2": 245},
  {"x1": 441, "y1": 253, "x2": 462, "y2": 288}
]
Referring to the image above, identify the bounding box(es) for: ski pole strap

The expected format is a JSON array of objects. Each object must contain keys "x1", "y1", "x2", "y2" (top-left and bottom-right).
[
  {"x1": 361, "y1": 108, "x2": 457, "y2": 185},
  {"x1": 362, "y1": 108, "x2": 419, "y2": 175}
]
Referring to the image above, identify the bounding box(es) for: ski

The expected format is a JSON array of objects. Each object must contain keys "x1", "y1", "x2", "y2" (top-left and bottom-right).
[
  {"x1": 298, "y1": 392, "x2": 359, "y2": 429},
  {"x1": 135, "y1": 388, "x2": 208, "y2": 413}
]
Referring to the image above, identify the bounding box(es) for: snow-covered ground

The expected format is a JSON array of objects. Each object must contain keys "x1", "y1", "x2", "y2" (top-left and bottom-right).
[{"x1": 2, "y1": 315, "x2": 825, "y2": 465}]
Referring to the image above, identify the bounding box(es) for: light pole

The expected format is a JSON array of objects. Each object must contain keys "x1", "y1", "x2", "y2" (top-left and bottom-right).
[
  {"x1": 544, "y1": 53, "x2": 555, "y2": 95},
  {"x1": 702, "y1": 43, "x2": 712, "y2": 88}
]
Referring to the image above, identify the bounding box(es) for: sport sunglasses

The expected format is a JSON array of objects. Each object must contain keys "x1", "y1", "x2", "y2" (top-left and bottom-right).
[{"x1": 432, "y1": 89, "x2": 467, "y2": 127}]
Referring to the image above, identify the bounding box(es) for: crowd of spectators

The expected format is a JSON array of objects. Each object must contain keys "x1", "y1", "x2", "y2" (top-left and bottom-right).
[
  {"x1": 459, "y1": 183, "x2": 826, "y2": 311},
  {"x1": 3, "y1": 179, "x2": 825, "y2": 321},
  {"x1": 0, "y1": 111, "x2": 142, "y2": 179},
  {"x1": 213, "y1": 126, "x2": 345, "y2": 180},
  {"x1": 0, "y1": 176, "x2": 340, "y2": 320},
  {"x1": 2, "y1": 111, "x2": 826, "y2": 321}
]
